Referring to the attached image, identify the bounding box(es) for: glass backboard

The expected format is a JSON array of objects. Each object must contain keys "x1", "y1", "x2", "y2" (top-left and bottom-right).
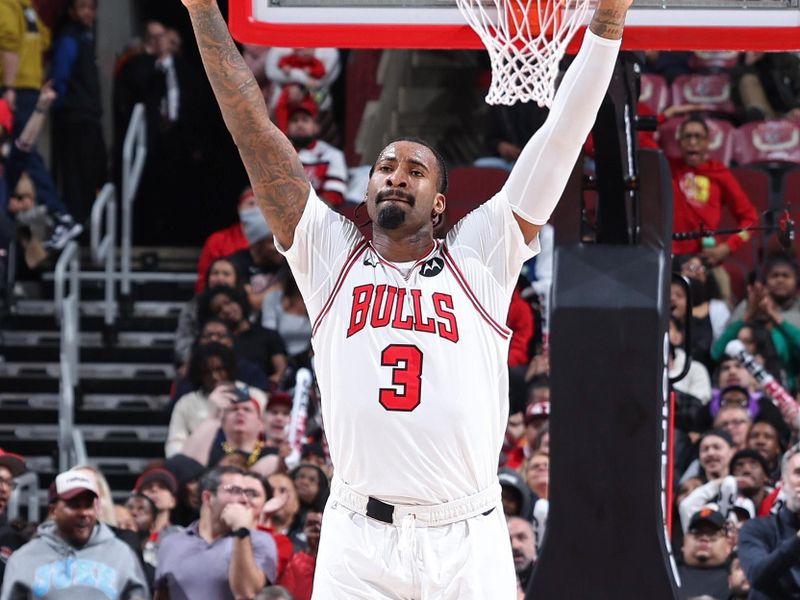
[{"x1": 230, "y1": 0, "x2": 800, "y2": 50}]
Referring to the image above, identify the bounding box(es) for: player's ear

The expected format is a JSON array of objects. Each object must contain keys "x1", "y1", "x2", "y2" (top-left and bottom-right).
[{"x1": 433, "y1": 193, "x2": 446, "y2": 219}]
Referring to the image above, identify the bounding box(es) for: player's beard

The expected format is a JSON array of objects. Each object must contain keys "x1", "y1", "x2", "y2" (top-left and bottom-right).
[{"x1": 376, "y1": 189, "x2": 415, "y2": 230}]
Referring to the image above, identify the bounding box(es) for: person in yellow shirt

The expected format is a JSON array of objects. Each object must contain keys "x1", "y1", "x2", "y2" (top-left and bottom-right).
[{"x1": 0, "y1": 0, "x2": 82, "y2": 250}]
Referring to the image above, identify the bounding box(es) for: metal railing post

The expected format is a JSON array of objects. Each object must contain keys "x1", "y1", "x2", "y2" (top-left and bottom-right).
[
  {"x1": 91, "y1": 183, "x2": 118, "y2": 344},
  {"x1": 7, "y1": 471, "x2": 40, "y2": 522},
  {"x1": 121, "y1": 103, "x2": 147, "y2": 308},
  {"x1": 54, "y1": 241, "x2": 80, "y2": 472}
]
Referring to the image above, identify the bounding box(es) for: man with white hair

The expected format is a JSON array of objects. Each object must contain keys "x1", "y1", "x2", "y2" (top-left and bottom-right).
[{"x1": 739, "y1": 443, "x2": 800, "y2": 599}]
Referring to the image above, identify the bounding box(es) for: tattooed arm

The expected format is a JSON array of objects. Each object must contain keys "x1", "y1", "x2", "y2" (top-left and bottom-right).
[
  {"x1": 181, "y1": 0, "x2": 309, "y2": 248},
  {"x1": 589, "y1": 0, "x2": 632, "y2": 40}
]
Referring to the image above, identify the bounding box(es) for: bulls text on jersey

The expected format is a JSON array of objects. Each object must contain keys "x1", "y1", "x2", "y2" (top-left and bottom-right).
[{"x1": 346, "y1": 284, "x2": 459, "y2": 343}]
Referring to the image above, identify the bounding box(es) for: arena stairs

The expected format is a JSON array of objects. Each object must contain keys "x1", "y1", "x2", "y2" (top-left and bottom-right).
[{"x1": 0, "y1": 247, "x2": 197, "y2": 509}]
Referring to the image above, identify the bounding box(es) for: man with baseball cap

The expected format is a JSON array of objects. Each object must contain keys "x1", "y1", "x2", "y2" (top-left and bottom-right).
[
  {"x1": 679, "y1": 506, "x2": 733, "y2": 599},
  {"x1": 0, "y1": 471, "x2": 148, "y2": 599}
]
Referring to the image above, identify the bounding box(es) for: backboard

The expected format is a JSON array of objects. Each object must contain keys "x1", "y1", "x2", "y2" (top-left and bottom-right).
[{"x1": 230, "y1": 0, "x2": 800, "y2": 51}]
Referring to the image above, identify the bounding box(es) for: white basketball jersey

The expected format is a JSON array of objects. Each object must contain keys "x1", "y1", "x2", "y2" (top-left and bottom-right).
[{"x1": 279, "y1": 190, "x2": 538, "y2": 505}]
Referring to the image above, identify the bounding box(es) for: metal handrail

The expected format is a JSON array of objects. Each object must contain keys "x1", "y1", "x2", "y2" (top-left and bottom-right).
[
  {"x1": 54, "y1": 241, "x2": 80, "y2": 472},
  {"x1": 121, "y1": 103, "x2": 147, "y2": 298},
  {"x1": 7, "y1": 471, "x2": 40, "y2": 522},
  {"x1": 90, "y1": 183, "x2": 117, "y2": 329}
]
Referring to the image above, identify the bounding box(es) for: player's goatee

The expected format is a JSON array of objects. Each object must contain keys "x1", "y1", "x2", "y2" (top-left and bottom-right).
[{"x1": 377, "y1": 203, "x2": 407, "y2": 229}]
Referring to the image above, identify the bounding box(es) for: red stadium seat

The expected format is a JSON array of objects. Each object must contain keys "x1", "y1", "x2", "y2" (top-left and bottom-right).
[
  {"x1": 640, "y1": 73, "x2": 670, "y2": 115},
  {"x1": 670, "y1": 73, "x2": 736, "y2": 116},
  {"x1": 687, "y1": 51, "x2": 741, "y2": 73},
  {"x1": 716, "y1": 168, "x2": 772, "y2": 273},
  {"x1": 658, "y1": 116, "x2": 734, "y2": 165},
  {"x1": 731, "y1": 119, "x2": 800, "y2": 167},
  {"x1": 444, "y1": 166, "x2": 510, "y2": 230}
]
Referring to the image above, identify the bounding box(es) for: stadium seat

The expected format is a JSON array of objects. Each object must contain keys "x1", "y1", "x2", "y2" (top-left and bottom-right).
[
  {"x1": 444, "y1": 166, "x2": 510, "y2": 229},
  {"x1": 670, "y1": 73, "x2": 736, "y2": 116},
  {"x1": 687, "y1": 51, "x2": 741, "y2": 73},
  {"x1": 658, "y1": 116, "x2": 734, "y2": 165},
  {"x1": 640, "y1": 73, "x2": 670, "y2": 115},
  {"x1": 731, "y1": 119, "x2": 800, "y2": 167}
]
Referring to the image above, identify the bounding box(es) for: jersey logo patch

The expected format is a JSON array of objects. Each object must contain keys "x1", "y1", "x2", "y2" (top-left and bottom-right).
[
  {"x1": 363, "y1": 255, "x2": 379, "y2": 268},
  {"x1": 420, "y1": 257, "x2": 444, "y2": 277}
]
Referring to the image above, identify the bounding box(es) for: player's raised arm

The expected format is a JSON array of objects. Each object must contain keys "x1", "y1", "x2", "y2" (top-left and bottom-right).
[
  {"x1": 180, "y1": 0, "x2": 309, "y2": 248},
  {"x1": 504, "y1": 0, "x2": 633, "y2": 244}
]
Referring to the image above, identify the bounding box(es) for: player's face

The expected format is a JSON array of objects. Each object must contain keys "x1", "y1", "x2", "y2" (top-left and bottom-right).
[
  {"x1": 698, "y1": 435, "x2": 733, "y2": 478},
  {"x1": 679, "y1": 122, "x2": 709, "y2": 167},
  {"x1": 748, "y1": 422, "x2": 780, "y2": 463},
  {"x1": 367, "y1": 141, "x2": 445, "y2": 235}
]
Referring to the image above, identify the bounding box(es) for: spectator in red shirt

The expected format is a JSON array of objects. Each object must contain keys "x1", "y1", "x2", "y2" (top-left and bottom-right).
[
  {"x1": 195, "y1": 188, "x2": 255, "y2": 294},
  {"x1": 670, "y1": 116, "x2": 758, "y2": 265}
]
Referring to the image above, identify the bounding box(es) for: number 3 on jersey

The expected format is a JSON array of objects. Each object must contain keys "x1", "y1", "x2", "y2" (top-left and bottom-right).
[{"x1": 379, "y1": 345, "x2": 423, "y2": 411}]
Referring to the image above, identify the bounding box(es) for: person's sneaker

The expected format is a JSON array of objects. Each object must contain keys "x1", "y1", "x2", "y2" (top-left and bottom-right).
[{"x1": 43, "y1": 214, "x2": 83, "y2": 250}]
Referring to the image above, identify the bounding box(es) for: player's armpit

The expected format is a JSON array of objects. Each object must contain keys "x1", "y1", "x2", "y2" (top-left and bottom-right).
[{"x1": 184, "y1": 2, "x2": 309, "y2": 248}]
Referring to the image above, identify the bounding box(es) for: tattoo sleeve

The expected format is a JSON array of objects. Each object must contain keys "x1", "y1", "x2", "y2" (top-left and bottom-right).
[
  {"x1": 186, "y1": 4, "x2": 309, "y2": 247},
  {"x1": 589, "y1": 7, "x2": 626, "y2": 40}
]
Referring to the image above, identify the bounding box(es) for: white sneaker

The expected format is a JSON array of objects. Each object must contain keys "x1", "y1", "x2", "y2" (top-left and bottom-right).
[{"x1": 44, "y1": 215, "x2": 83, "y2": 250}]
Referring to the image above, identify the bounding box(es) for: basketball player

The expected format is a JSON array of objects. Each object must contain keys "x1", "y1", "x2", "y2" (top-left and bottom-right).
[{"x1": 181, "y1": 0, "x2": 632, "y2": 596}]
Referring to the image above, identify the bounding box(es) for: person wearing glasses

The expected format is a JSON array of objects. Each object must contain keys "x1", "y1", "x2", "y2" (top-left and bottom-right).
[
  {"x1": 671, "y1": 116, "x2": 758, "y2": 268},
  {"x1": 678, "y1": 507, "x2": 734, "y2": 599},
  {"x1": 154, "y1": 465, "x2": 278, "y2": 600}
]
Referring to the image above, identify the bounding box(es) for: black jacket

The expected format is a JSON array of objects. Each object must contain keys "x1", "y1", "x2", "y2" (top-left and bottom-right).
[{"x1": 738, "y1": 506, "x2": 800, "y2": 599}]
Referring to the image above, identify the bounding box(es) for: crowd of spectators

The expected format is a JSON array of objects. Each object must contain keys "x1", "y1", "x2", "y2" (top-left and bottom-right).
[{"x1": 2, "y1": 2, "x2": 800, "y2": 597}]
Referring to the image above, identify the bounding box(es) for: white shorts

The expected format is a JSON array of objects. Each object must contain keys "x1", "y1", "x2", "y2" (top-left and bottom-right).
[{"x1": 311, "y1": 479, "x2": 517, "y2": 599}]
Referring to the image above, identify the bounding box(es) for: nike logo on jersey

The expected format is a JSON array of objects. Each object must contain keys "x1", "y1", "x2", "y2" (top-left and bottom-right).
[
  {"x1": 363, "y1": 255, "x2": 379, "y2": 268},
  {"x1": 347, "y1": 284, "x2": 459, "y2": 342}
]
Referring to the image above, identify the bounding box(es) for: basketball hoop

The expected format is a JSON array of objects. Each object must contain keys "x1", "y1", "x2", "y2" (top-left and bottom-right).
[{"x1": 456, "y1": 0, "x2": 592, "y2": 107}]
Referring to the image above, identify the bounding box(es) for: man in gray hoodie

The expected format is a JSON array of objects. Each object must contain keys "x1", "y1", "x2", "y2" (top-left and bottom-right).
[{"x1": 0, "y1": 470, "x2": 149, "y2": 600}]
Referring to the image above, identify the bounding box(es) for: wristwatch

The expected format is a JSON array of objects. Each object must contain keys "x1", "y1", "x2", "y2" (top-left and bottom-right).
[{"x1": 232, "y1": 527, "x2": 251, "y2": 539}]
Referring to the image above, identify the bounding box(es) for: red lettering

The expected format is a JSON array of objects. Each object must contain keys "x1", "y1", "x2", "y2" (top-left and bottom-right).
[
  {"x1": 392, "y1": 288, "x2": 414, "y2": 330},
  {"x1": 370, "y1": 285, "x2": 396, "y2": 329},
  {"x1": 433, "y1": 293, "x2": 459, "y2": 343},
  {"x1": 347, "y1": 284, "x2": 374, "y2": 337},
  {"x1": 411, "y1": 289, "x2": 436, "y2": 333}
]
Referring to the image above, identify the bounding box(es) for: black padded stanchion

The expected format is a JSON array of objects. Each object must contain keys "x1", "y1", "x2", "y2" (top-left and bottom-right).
[{"x1": 526, "y1": 149, "x2": 680, "y2": 598}]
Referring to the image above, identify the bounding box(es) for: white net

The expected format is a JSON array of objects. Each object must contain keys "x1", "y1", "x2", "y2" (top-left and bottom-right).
[{"x1": 456, "y1": 0, "x2": 593, "y2": 107}]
